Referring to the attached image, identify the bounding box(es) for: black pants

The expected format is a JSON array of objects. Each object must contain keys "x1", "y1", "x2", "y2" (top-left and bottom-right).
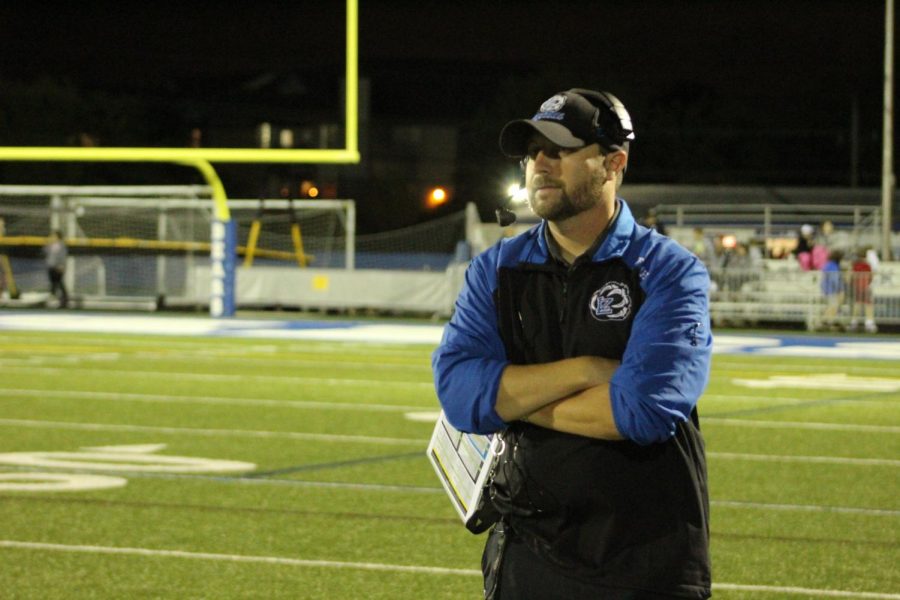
[
  {"x1": 484, "y1": 525, "x2": 686, "y2": 600},
  {"x1": 48, "y1": 268, "x2": 68, "y2": 308}
]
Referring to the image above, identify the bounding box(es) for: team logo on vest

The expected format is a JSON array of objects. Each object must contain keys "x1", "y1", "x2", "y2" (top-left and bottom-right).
[{"x1": 589, "y1": 282, "x2": 632, "y2": 321}]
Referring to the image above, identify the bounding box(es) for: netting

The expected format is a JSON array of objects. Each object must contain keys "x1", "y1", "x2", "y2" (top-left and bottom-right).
[
  {"x1": 230, "y1": 202, "x2": 353, "y2": 269},
  {"x1": 0, "y1": 186, "x2": 353, "y2": 305},
  {"x1": 0, "y1": 186, "x2": 207, "y2": 302},
  {"x1": 355, "y1": 211, "x2": 467, "y2": 270}
]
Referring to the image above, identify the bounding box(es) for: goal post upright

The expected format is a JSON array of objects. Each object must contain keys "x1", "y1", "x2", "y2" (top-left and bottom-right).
[{"x1": 0, "y1": 0, "x2": 361, "y2": 317}]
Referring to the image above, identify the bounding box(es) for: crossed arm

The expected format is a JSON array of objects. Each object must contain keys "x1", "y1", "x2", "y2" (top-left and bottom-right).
[{"x1": 494, "y1": 356, "x2": 623, "y2": 440}]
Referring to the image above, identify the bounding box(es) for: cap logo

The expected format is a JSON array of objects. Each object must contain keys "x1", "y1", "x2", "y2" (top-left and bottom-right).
[
  {"x1": 539, "y1": 95, "x2": 566, "y2": 112},
  {"x1": 533, "y1": 94, "x2": 567, "y2": 122}
]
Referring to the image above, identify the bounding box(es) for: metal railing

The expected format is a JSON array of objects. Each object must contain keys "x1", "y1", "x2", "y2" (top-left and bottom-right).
[
  {"x1": 656, "y1": 203, "x2": 884, "y2": 247},
  {"x1": 708, "y1": 262, "x2": 899, "y2": 331}
]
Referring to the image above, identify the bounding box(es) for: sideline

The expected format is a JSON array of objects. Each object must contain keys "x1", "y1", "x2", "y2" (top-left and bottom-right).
[{"x1": 1, "y1": 311, "x2": 899, "y2": 359}]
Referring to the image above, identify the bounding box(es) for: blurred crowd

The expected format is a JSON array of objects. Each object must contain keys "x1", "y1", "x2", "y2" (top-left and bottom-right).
[{"x1": 640, "y1": 212, "x2": 883, "y2": 333}]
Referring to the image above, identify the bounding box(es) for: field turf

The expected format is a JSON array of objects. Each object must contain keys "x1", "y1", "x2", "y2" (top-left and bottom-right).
[{"x1": 0, "y1": 329, "x2": 897, "y2": 599}]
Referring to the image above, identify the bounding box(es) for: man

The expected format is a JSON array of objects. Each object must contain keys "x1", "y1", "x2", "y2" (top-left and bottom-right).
[
  {"x1": 690, "y1": 227, "x2": 717, "y2": 267},
  {"x1": 432, "y1": 89, "x2": 712, "y2": 599},
  {"x1": 819, "y1": 249, "x2": 844, "y2": 331},
  {"x1": 44, "y1": 230, "x2": 69, "y2": 308},
  {"x1": 849, "y1": 248, "x2": 876, "y2": 333},
  {"x1": 642, "y1": 208, "x2": 667, "y2": 236}
]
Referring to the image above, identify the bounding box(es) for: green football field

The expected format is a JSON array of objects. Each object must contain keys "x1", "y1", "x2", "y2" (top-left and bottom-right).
[{"x1": 0, "y1": 328, "x2": 897, "y2": 599}]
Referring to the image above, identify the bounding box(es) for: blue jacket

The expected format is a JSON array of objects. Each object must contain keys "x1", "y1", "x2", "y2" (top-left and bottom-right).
[
  {"x1": 432, "y1": 200, "x2": 712, "y2": 445},
  {"x1": 821, "y1": 260, "x2": 843, "y2": 296}
]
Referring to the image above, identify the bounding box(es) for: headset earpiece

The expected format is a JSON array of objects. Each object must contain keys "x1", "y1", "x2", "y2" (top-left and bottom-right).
[{"x1": 568, "y1": 88, "x2": 635, "y2": 152}]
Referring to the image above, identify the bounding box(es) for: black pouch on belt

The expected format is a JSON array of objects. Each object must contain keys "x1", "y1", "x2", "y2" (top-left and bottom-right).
[{"x1": 481, "y1": 520, "x2": 508, "y2": 600}]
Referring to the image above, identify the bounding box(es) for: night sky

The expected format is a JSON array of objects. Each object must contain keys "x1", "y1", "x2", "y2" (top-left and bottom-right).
[
  {"x1": 1, "y1": 2, "x2": 889, "y2": 112},
  {"x1": 0, "y1": 0, "x2": 894, "y2": 230}
]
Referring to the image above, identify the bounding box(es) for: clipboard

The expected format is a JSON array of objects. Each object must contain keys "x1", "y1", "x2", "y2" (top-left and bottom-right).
[{"x1": 426, "y1": 410, "x2": 502, "y2": 533}]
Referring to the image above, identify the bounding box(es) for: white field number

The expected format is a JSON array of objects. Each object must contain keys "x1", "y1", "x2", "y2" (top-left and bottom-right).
[{"x1": 0, "y1": 444, "x2": 256, "y2": 492}]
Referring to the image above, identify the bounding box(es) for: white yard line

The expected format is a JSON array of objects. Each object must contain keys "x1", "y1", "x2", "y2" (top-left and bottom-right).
[
  {"x1": 0, "y1": 418, "x2": 425, "y2": 447},
  {"x1": 703, "y1": 394, "x2": 899, "y2": 407},
  {"x1": 704, "y1": 418, "x2": 900, "y2": 434},
  {"x1": 2, "y1": 366, "x2": 434, "y2": 388},
  {"x1": 0, "y1": 353, "x2": 431, "y2": 372},
  {"x1": 0, "y1": 540, "x2": 480, "y2": 576},
  {"x1": 6, "y1": 465, "x2": 895, "y2": 512},
  {"x1": 703, "y1": 394, "x2": 814, "y2": 404},
  {"x1": 1, "y1": 418, "x2": 894, "y2": 465},
  {"x1": 131, "y1": 353, "x2": 432, "y2": 371},
  {"x1": 0, "y1": 334, "x2": 432, "y2": 357},
  {"x1": 1, "y1": 540, "x2": 898, "y2": 598},
  {"x1": 733, "y1": 375, "x2": 900, "y2": 392},
  {"x1": 713, "y1": 583, "x2": 900, "y2": 599},
  {"x1": 0, "y1": 388, "x2": 429, "y2": 412},
  {"x1": 711, "y1": 500, "x2": 900, "y2": 517},
  {"x1": 711, "y1": 363, "x2": 900, "y2": 376},
  {"x1": 709, "y1": 452, "x2": 900, "y2": 467}
]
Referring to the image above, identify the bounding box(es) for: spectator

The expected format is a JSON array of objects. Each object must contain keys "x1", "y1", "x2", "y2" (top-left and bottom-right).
[
  {"x1": 722, "y1": 241, "x2": 752, "y2": 271},
  {"x1": 642, "y1": 208, "x2": 667, "y2": 236},
  {"x1": 717, "y1": 237, "x2": 754, "y2": 296},
  {"x1": 795, "y1": 223, "x2": 815, "y2": 270},
  {"x1": 849, "y1": 248, "x2": 877, "y2": 333},
  {"x1": 44, "y1": 230, "x2": 69, "y2": 309},
  {"x1": 690, "y1": 227, "x2": 716, "y2": 266},
  {"x1": 817, "y1": 219, "x2": 835, "y2": 248},
  {"x1": 810, "y1": 220, "x2": 831, "y2": 271},
  {"x1": 747, "y1": 239, "x2": 765, "y2": 266},
  {"x1": 820, "y1": 249, "x2": 844, "y2": 330},
  {"x1": 865, "y1": 247, "x2": 881, "y2": 272}
]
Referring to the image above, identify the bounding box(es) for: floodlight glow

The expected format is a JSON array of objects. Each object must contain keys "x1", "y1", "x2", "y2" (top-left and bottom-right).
[
  {"x1": 506, "y1": 183, "x2": 528, "y2": 204},
  {"x1": 427, "y1": 187, "x2": 449, "y2": 208}
]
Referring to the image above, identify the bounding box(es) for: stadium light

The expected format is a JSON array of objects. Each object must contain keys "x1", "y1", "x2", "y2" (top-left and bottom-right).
[
  {"x1": 506, "y1": 182, "x2": 528, "y2": 204},
  {"x1": 300, "y1": 180, "x2": 319, "y2": 198},
  {"x1": 427, "y1": 186, "x2": 449, "y2": 208}
]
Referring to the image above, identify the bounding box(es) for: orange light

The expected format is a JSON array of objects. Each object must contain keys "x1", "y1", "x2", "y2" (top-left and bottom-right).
[
  {"x1": 722, "y1": 234, "x2": 737, "y2": 249},
  {"x1": 300, "y1": 180, "x2": 319, "y2": 198},
  {"x1": 427, "y1": 187, "x2": 449, "y2": 208}
]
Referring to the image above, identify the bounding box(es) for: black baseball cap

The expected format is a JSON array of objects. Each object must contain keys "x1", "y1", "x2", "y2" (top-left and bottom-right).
[{"x1": 499, "y1": 88, "x2": 635, "y2": 157}]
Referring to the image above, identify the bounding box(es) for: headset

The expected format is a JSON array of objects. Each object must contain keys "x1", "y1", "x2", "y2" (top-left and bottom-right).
[
  {"x1": 495, "y1": 90, "x2": 635, "y2": 226},
  {"x1": 570, "y1": 88, "x2": 635, "y2": 153}
]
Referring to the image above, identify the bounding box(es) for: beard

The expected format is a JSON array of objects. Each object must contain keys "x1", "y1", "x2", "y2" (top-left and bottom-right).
[{"x1": 528, "y1": 172, "x2": 603, "y2": 221}]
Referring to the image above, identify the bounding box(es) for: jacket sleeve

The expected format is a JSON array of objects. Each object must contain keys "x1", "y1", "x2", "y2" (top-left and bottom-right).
[
  {"x1": 431, "y1": 250, "x2": 509, "y2": 434},
  {"x1": 609, "y1": 246, "x2": 712, "y2": 445}
]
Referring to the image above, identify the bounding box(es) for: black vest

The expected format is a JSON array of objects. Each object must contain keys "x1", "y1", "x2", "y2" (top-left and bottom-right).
[{"x1": 489, "y1": 256, "x2": 711, "y2": 597}]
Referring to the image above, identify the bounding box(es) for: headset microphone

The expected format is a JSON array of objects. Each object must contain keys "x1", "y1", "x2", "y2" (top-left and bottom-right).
[{"x1": 495, "y1": 206, "x2": 517, "y2": 227}]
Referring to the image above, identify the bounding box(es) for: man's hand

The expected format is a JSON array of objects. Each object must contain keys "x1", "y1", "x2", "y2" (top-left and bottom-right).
[
  {"x1": 526, "y1": 385, "x2": 624, "y2": 440},
  {"x1": 494, "y1": 356, "x2": 619, "y2": 422}
]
